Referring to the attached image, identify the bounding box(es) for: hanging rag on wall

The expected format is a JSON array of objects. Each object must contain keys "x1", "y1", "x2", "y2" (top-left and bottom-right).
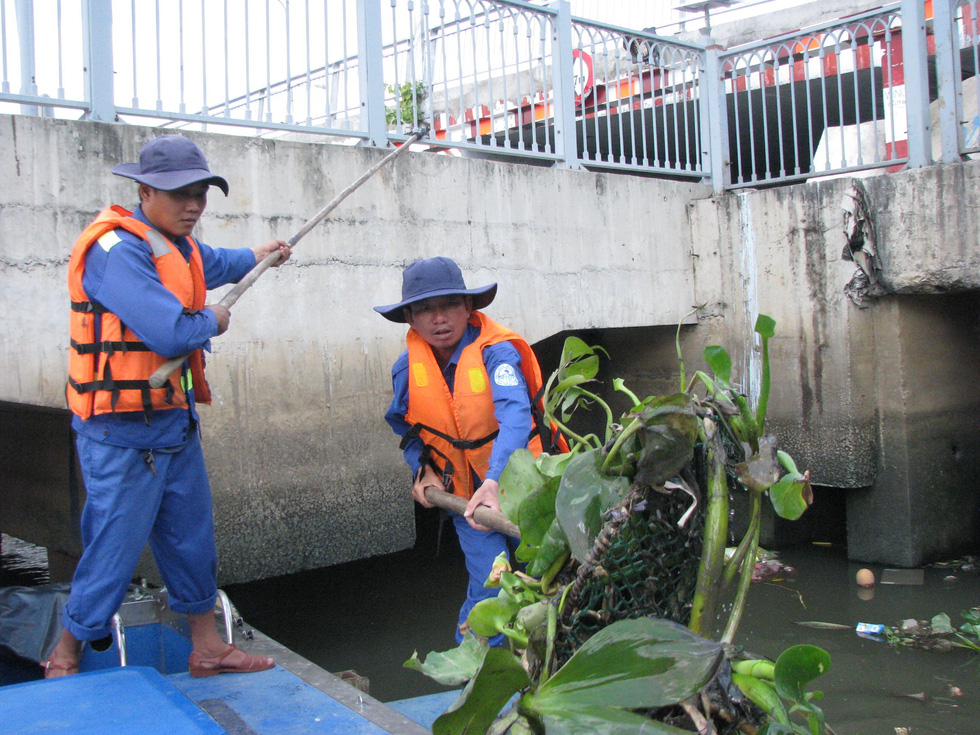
[{"x1": 841, "y1": 178, "x2": 883, "y2": 307}]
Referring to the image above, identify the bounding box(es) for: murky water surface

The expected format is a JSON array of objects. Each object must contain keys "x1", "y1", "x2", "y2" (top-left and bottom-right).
[
  {"x1": 4, "y1": 531, "x2": 979, "y2": 733},
  {"x1": 0, "y1": 535, "x2": 50, "y2": 587},
  {"x1": 229, "y1": 541, "x2": 980, "y2": 734},
  {"x1": 736, "y1": 545, "x2": 980, "y2": 735}
]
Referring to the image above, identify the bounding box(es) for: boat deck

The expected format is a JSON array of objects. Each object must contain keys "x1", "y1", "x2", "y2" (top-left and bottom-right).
[
  {"x1": 0, "y1": 587, "x2": 457, "y2": 734},
  {"x1": 2, "y1": 662, "x2": 458, "y2": 734}
]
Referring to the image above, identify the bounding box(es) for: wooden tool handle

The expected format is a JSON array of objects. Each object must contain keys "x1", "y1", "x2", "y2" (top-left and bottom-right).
[{"x1": 423, "y1": 488, "x2": 521, "y2": 539}]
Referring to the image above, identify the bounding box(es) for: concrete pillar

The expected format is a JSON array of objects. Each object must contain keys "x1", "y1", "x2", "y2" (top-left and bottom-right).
[{"x1": 847, "y1": 294, "x2": 980, "y2": 565}]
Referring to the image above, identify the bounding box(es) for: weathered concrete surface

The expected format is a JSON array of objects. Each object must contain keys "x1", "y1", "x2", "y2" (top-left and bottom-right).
[
  {"x1": 0, "y1": 114, "x2": 704, "y2": 583},
  {"x1": 3, "y1": 113, "x2": 979, "y2": 577},
  {"x1": 687, "y1": 173, "x2": 980, "y2": 566}
]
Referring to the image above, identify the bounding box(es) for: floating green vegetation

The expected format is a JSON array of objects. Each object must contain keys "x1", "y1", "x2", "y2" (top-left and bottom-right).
[
  {"x1": 885, "y1": 608, "x2": 980, "y2": 653},
  {"x1": 406, "y1": 313, "x2": 831, "y2": 734}
]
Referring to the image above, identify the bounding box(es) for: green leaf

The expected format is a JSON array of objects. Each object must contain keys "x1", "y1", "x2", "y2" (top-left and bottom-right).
[
  {"x1": 526, "y1": 518, "x2": 569, "y2": 577},
  {"x1": 499, "y1": 449, "x2": 549, "y2": 522},
  {"x1": 552, "y1": 373, "x2": 594, "y2": 394},
  {"x1": 633, "y1": 394, "x2": 700, "y2": 486},
  {"x1": 769, "y1": 472, "x2": 813, "y2": 521},
  {"x1": 754, "y1": 315, "x2": 776, "y2": 432},
  {"x1": 433, "y1": 647, "x2": 530, "y2": 735},
  {"x1": 535, "y1": 451, "x2": 574, "y2": 479},
  {"x1": 487, "y1": 708, "x2": 536, "y2": 735},
  {"x1": 554, "y1": 449, "x2": 630, "y2": 563},
  {"x1": 732, "y1": 673, "x2": 790, "y2": 724},
  {"x1": 773, "y1": 645, "x2": 831, "y2": 704},
  {"x1": 514, "y1": 476, "x2": 561, "y2": 564},
  {"x1": 529, "y1": 618, "x2": 723, "y2": 709},
  {"x1": 529, "y1": 702, "x2": 696, "y2": 735},
  {"x1": 404, "y1": 634, "x2": 490, "y2": 686},
  {"x1": 703, "y1": 345, "x2": 732, "y2": 387},
  {"x1": 468, "y1": 595, "x2": 524, "y2": 638},
  {"x1": 560, "y1": 337, "x2": 603, "y2": 374},
  {"x1": 931, "y1": 613, "x2": 956, "y2": 634},
  {"x1": 755, "y1": 314, "x2": 776, "y2": 340}
]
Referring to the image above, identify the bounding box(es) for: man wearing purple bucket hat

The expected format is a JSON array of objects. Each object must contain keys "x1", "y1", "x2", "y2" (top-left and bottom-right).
[
  {"x1": 45, "y1": 135, "x2": 291, "y2": 679},
  {"x1": 376, "y1": 257, "x2": 566, "y2": 644}
]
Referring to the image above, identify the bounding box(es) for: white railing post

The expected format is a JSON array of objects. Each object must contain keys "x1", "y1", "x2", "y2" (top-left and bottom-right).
[
  {"x1": 357, "y1": 0, "x2": 388, "y2": 147},
  {"x1": 81, "y1": 0, "x2": 115, "y2": 122},
  {"x1": 901, "y1": 0, "x2": 932, "y2": 167},
  {"x1": 14, "y1": 0, "x2": 37, "y2": 115},
  {"x1": 550, "y1": 0, "x2": 581, "y2": 169},
  {"x1": 702, "y1": 37, "x2": 730, "y2": 192},
  {"x1": 931, "y1": 0, "x2": 964, "y2": 162}
]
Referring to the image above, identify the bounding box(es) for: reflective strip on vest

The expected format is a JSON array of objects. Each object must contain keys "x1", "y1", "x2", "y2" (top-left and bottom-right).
[
  {"x1": 97, "y1": 231, "x2": 122, "y2": 251},
  {"x1": 145, "y1": 229, "x2": 172, "y2": 258}
]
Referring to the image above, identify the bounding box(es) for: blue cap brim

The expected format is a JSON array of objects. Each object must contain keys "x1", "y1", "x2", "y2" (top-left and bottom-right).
[
  {"x1": 373, "y1": 283, "x2": 497, "y2": 323},
  {"x1": 112, "y1": 163, "x2": 230, "y2": 196}
]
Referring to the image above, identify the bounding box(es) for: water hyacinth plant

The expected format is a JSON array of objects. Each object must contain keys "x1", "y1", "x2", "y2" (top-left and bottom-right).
[{"x1": 405, "y1": 314, "x2": 829, "y2": 734}]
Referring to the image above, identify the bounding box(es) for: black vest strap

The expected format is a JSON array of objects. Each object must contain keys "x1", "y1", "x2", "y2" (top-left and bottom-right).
[
  {"x1": 402, "y1": 422, "x2": 500, "y2": 497},
  {"x1": 418, "y1": 443, "x2": 456, "y2": 493},
  {"x1": 529, "y1": 385, "x2": 565, "y2": 454},
  {"x1": 68, "y1": 370, "x2": 172, "y2": 423},
  {"x1": 71, "y1": 299, "x2": 109, "y2": 314},
  {"x1": 399, "y1": 421, "x2": 499, "y2": 452},
  {"x1": 70, "y1": 338, "x2": 151, "y2": 356}
]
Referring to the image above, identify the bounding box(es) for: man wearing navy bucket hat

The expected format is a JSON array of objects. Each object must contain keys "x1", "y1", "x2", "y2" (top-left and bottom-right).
[
  {"x1": 46, "y1": 135, "x2": 291, "y2": 678},
  {"x1": 376, "y1": 257, "x2": 566, "y2": 644}
]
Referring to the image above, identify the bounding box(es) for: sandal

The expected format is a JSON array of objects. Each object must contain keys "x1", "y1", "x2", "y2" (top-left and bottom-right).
[
  {"x1": 41, "y1": 659, "x2": 79, "y2": 679},
  {"x1": 188, "y1": 644, "x2": 274, "y2": 678}
]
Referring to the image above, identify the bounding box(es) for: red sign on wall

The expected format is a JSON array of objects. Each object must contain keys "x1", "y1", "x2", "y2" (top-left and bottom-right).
[{"x1": 572, "y1": 49, "x2": 594, "y2": 104}]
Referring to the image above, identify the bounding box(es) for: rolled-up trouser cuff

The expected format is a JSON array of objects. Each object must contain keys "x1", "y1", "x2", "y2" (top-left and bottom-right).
[
  {"x1": 61, "y1": 608, "x2": 113, "y2": 642},
  {"x1": 168, "y1": 592, "x2": 218, "y2": 616}
]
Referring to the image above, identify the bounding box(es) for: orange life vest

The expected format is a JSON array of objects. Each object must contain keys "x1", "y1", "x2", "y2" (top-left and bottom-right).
[
  {"x1": 66, "y1": 205, "x2": 211, "y2": 420},
  {"x1": 404, "y1": 311, "x2": 567, "y2": 499}
]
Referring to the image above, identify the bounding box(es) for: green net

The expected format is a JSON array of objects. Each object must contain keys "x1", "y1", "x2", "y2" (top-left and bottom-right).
[{"x1": 556, "y1": 478, "x2": 706, "y2": 666}]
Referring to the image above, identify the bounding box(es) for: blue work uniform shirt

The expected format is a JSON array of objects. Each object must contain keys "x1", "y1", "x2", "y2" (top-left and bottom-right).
[
  {"x1": 385, "y1": 322, "x2": 533, "y2": 484},
  {"x1": 71, "y1": 204, "x2": 257, "y2": 449}
]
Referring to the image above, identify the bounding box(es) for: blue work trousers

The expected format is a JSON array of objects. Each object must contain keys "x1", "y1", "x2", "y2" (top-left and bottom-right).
[
  {"x1": 451, "y1": 513, "x2": 517, "y2": 646},
  {"x1": 62, "y1": 431, "x2": 219, "y2": 641}
]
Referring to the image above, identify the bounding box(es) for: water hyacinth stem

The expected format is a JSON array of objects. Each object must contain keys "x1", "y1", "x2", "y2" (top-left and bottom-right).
[
  {"x1": 688, "y1": 419, "x2": 729, "y2": 636},
  {"x1": 722, "y1": 490, "x2": 761, "y2": 645}
]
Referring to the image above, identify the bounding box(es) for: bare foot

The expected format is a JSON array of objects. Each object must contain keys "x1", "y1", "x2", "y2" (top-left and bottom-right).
[
  {"x1": 42, "y1": 658, "x2": 80, "y2": 678},
  {"x1": 188, "y1": 644, "x2": 274, "y2": 677},
  {"x1": 43, "y1": 630, "x2": 82, "y2": 679}
]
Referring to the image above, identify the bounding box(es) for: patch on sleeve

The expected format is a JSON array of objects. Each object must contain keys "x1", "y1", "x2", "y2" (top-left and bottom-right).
[
  {"x1": 493, "y1": 363, "x2": 520, "y2": 387},
  {"x1": 97, "y1": 231, "x2": 122, "y2": 252}
]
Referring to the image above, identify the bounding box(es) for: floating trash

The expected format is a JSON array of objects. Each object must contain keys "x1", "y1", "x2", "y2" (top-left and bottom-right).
[
  {"x1": 856, "y1": 568, "x2": 875, "y2": 588},
  {"x1": 856, "y1": 622, "x2": 886, "y2": 641},
  {"x1": 881, "y1": 568, "x2": 924, "y2": 585}
]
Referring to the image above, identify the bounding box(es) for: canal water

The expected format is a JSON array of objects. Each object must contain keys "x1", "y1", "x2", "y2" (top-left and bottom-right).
[{"x1": 3, "y1": 519, "x2": 979, "y2": 734}]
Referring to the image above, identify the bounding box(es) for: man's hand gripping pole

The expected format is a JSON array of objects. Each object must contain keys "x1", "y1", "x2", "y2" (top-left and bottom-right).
[{"x1": 148, "y1": 130, "x2": 426, "y2": 389}]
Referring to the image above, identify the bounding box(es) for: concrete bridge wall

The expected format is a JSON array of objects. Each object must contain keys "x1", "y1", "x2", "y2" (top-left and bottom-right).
[
  {"x1": 2, "y1": 114, "x2": 978, "y2": 581},
  {"x1": 0, "y1": 114, "x2": 704, "y2": 583}
]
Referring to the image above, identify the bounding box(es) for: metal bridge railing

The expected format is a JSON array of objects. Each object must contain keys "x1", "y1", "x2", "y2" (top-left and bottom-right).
[
  {"x1": 719, "y1": 6, "x2": 909, "y2": 187},
  {"x1": 0, "y1": 0, "x2": 977, "y2": 189},
  {"x1": 945, "y1": 0, "x2": 980, "y2": 159}
]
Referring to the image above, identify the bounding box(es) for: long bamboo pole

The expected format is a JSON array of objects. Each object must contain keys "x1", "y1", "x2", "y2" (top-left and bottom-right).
[{"x1": 148, "y1": 132, "x2": 423, "y2": 389}]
